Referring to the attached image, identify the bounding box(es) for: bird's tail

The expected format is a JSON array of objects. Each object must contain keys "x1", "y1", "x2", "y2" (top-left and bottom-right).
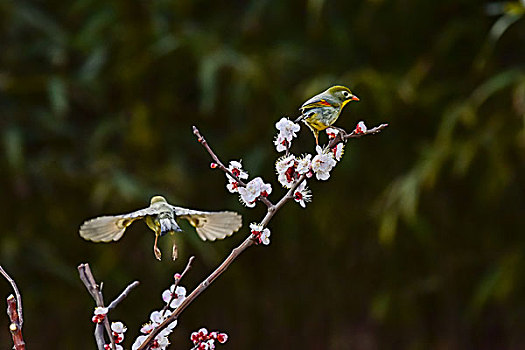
[{"x1": 158, "y1": 214, "x2": 182, "y2": 236}]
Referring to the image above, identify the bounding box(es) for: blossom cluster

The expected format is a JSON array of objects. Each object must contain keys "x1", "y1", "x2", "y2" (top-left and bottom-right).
[
  {"x1": 224, "y1": 160, "x2": 273, "y2": 208},
  {"x1": 104, "y1": 322, "x2": 127, "y2": 350},
  {"x1": 250, "y1": 223, "x2": 271, "y2": 245},
  {"x1": 131, "y1": 283, "x2": 186, "y2": 350},
  {"x1": 190, "y1": 327, "x2": 228, "y2": 350},
  {"x1": 274, "y1": 117, "x2": 300, "y2": 152}
]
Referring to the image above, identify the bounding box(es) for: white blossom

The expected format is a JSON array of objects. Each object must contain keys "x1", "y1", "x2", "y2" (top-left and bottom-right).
[
  {"x1": 332, "y1": 143, "x2": 345, "y2": 161},
  {"x1": 325, "y1": 127, "x2": 340, "y2": 139},
  {"x1": 355, "y1": 121, "x2": 367, "y2": 134},
  {"x1": 295, "y1": 154, "x2": 312, "y2": 175},
  {"x1": 94, "y1": 307, "x2": 108, "y2": 316},
  {"x1": 293, "y1": 181, "x2": 312, "y2": 208},
  {"x1": 273, "y1": 133, "x2": 289, "y2": 153},
  {"x1": 275, "y1": 117, "x2": 300, "y2": 141},
  {"x1": 260, "y1": 229, "x2": 271, "y2": 245},
  {"x1": 311, "y1": 146, "x2": 336, "y2": 181},
  {"x1": 162, "y1": 285, "x2": 187, "y2": 308},
  {"x1": 274, "y1": 117, "x2": 300, "y2": 152},
  {"x1": 227, "y1": 160, "x2": 248, "y2": 179},
  {"x1": 140, "y1": 322, "x2": 155, "y2": 334},
  {"x1": 111, "y1": 321, "x2": 127, "y2": 334},
  {"x1": 132, "y1": 335, "x2": 148, "y2": 350},
  {"x1": 250, "y1": 223, "x2": 271, "y2": 245},
  {"x1": 275, "y1": 154, "x2": 297, "y2": 188},
  {"x1": 238, "y1": 177, "x2": 272, "y2": 207}
]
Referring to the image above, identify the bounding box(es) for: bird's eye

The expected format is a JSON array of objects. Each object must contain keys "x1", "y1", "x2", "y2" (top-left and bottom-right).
[{"x1": 342, "y1": 91, "x2": 351, "y2": 98}]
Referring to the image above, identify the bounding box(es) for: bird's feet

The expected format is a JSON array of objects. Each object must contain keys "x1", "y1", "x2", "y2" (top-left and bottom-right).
[
  {"x1": 332, "y1": 126, "x2": 350, "y2": 143},
  {"x1": 172, "y1": 242, "x2": 178, "y2": 261},
  {"x1": 153, "y1": 234, "x2": 162, "y2": 261}
]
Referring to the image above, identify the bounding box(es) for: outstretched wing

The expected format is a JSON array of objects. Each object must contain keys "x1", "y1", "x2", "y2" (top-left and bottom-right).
[
  {"x1": 79, "y1": 207, "x2": 159, "y2": 243},
  {"x1": 172, "y1": 206, "x2": 242, "y2": 241}
]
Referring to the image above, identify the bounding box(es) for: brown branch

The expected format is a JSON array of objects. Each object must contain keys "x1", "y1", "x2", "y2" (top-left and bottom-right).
[
  {"x1": 108, "y1": 281, "x2": 140, "y2": 310},
  {"x1": 137, "y1": 123, "x2": 387, "y2": 349},
  {"x1": 0, "y1": 266, "x2": 25, "y2": 350},
  {"x1": 162, "y1": 256, "x2": 195, "y2": 316},
  {"x1": 329, "y1": 123, "x2": 389, "y2": 148},
  {"x1": 78, "y1": 263, "x2": 138, "y2": 350},
  {"x1": 6, "y1": 295, "x2": 25, "y2": 350},
  {"x1": 193, "y1": 126, "x2": 275, "y2": 209},
  {"x1": 0, "y1": 265, "x2": 23, "y2": 326}
]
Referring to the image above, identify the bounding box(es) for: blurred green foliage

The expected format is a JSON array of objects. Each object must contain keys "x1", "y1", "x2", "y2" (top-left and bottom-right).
[{"x1": 1, "y1": 0, "x2": 525, "y2": 349}]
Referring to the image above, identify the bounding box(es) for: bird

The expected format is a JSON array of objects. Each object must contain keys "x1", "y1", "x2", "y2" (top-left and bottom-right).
[
  {"x1": 79, "y1": 195, "x2": 242, "y2": 261},
  {"x1": 295, "y1": 85, "x2": 360, "y2": 145}
]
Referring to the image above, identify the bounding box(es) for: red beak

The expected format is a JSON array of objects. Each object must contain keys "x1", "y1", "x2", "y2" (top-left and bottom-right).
[{"x1": 351, "y1": 94, "x2": 360, "y2": 101}]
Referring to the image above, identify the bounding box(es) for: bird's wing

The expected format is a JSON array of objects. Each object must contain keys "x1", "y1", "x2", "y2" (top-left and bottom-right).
[
  {"x1": 79, "y1": 207, "x2": 159, "y2": 242},
  {"x1": 300, "y1": 96, "x2": 335, "y2": 111},
  {"x1": 172, "y1": 206, "x2": 242, "y2": 241}
]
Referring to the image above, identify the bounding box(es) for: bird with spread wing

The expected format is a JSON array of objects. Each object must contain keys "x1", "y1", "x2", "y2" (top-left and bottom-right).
[{"x1": 79, "y1": 195, "x2": 242, "y2": 261}]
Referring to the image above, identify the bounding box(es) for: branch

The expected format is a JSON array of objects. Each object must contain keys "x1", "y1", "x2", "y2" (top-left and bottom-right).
[
  {"x1": 137, "y1": 123, "x2": 387, "y2": 349},
  {"x1": 193, "y1": 126, "x2": 275, "y2": 209},
  {"x1": 329, "y1": 123, "x2": 389, "y2": 148},
  {"x1": 0, "y1": 265, "x2": 23, "y2": 326},
  {"x1": 78, "y1": 263, "x2": 138, "y2": 350},
  {"x1": 162, "y1": 256, "x2": 195, "y2": 316},
  {"x1": 108, "y1": 281, "x2": 140, "y2": 310},
  {"x1": 0, "y1": 266, "x2": 25, "y2": 350}
]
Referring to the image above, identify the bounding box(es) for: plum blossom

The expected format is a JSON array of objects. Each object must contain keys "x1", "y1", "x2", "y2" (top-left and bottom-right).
[
  {"x1": 274, "y1": 133, "x2": 289, "y2": 153},
  {"x1": 111, "y1": 321, "x2": 127, "y2": 344},
  {"x1": 293, "y1": 181, "x2": 312, "y2": 208},
  {"x1": 104, "y1": 345, "x2": 123, "y2": 350},
  {"x1": 92, "y1": 306, "x2": 108, "y2": 323},
  {"x1": 354, "y1": 121, "x2": 367, "y2": 134},
  {"x1": 332, "y1": 143, "x2": 345, "y2": 161},
  {"x1": 295, "y1": 154, "x2": 312, "y2": 177},
  {"x1": 238, "y1": 177, "x2": 272, "y2": 207},
  {"x1": 311, "y1": 146, "x2": 337, "y2": 180},
  {"x1": 325, "y1": 127, "x2": 340, "y2": 139},
  {"x1": 250, "y1": 223, "x2": 271, "y2": 245},
  {"x1": 162, "y1": 285, "x2": 187, "y2": 308},
  {"x1": 226, "y1": 160, "x2": 248, "y2": 193},
  {"x1": 274, "y1": 117, "x2": 300, "y2": 152},
  {"x1": 191, "y1": 327, "x2": 228, "y2": 349},
  {"x1": 275, "y1": 154, "x2": 297, "y2": 188}
]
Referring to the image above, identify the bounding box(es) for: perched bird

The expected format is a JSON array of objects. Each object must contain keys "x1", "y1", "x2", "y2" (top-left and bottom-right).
[
  {"x1": 295, "y1": 85, "x2": 360, "y2": 145},
  {"x1": 79, "y1": 195, "x2": 242, "y2": 261}
]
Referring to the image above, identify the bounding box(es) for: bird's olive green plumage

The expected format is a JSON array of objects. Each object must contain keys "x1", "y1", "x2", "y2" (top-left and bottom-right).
[
  {"x1": 295, "y1": 85, "x2": 359, "y2": 144},
  {"x1": 79, "y1": 195, "x2": 242, "y2": 260}
]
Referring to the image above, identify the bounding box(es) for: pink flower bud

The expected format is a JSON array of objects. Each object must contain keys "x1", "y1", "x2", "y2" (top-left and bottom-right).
[{"x1": 217, "y1": 333, "x2": 228, "y2": 343}]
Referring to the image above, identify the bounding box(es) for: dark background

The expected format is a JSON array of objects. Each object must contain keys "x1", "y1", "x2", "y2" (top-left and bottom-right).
[{"x1": 1, "y1": 0, "x2": 525, "y2": 349}]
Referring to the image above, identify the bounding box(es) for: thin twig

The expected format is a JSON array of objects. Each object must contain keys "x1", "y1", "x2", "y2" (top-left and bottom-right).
[
  {"x1": 162, "y1": 256, "x2": 195, "y2": 316},
  {"x1": 193, "y1": 126, "x2": 275, "y2": 209},
  {"x1": 0, "y1": 265, "x2": 23, "y2": 326},
  {"x1": 1, "y1": 266, "x2": 26, "y2": 350},
  {"x1": 108, "y1": 281, "x2": 140, "y2": 310},
  {"x1": 329, "y1": 123, "x2": 389, "y2": 147},
  {"x1": 78, "y1": 263, "x2": 139, "y2": 350}
]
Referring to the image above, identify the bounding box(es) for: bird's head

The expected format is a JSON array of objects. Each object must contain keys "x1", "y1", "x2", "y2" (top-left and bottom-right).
[
  {"x1": 150, "y1": 196, "x2": 167, "y2": 205},
  {"x1": 326, "y1": 85, "x2": 359, "y2": 106}
]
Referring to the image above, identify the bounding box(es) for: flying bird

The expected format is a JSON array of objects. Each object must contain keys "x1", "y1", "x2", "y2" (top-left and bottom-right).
[
  {"x1": 295, "y1": 85, "x2": 359, "y2": 145},
  {"x1": 79, "y1": 195, "x2": 242, "y2": 261}
]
